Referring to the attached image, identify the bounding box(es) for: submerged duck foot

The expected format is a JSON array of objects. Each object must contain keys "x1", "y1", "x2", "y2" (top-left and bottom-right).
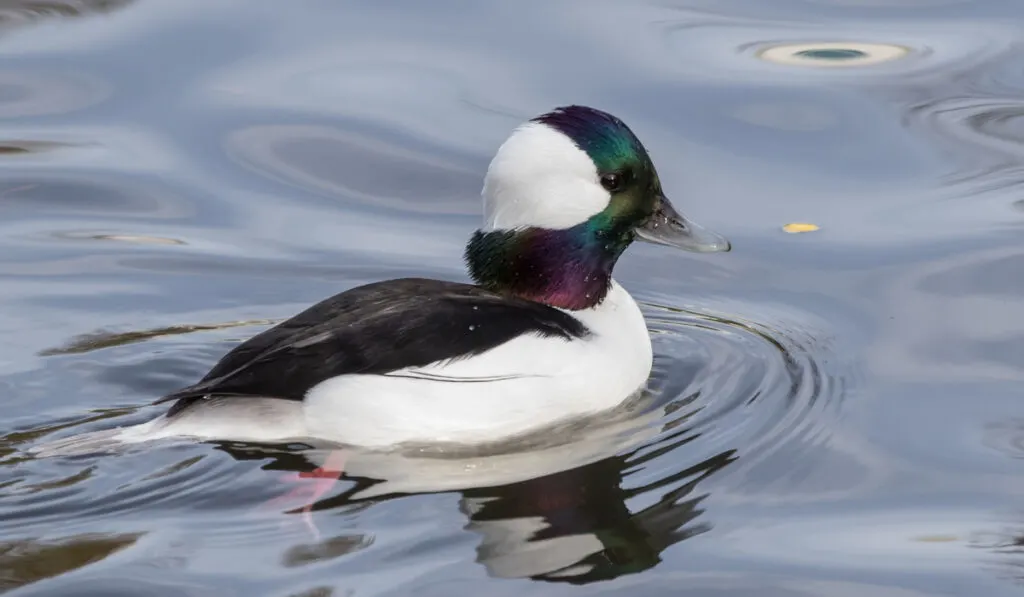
[{"x1": 256, "y1": 449, "x2": 348, "y2": 540}]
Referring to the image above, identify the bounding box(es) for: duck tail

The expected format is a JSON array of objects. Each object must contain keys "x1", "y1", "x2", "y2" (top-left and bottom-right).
[{"x1": 27, "y1": 420, "x2": 159, "y2": 458}]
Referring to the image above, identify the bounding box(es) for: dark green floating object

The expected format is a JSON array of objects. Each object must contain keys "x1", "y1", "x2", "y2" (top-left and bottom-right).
[
  {"x1": 794, "y1": 48, "x2": 867, "y2": 61},
  {"x1": 757, "y1": 42, "x2": 910, "y2": 67}
]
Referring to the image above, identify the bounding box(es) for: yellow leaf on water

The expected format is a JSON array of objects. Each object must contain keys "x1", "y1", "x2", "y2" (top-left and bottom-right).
[
  {"x1": 913, "y1": 535, "x2": 959, "y2": 543},
  {"x1": 782, "y1": 222, "x2": 820, "y2": 233}
]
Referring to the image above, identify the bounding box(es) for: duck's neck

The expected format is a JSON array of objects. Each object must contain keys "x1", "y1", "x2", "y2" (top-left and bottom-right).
[{"x1": 465, "y1": 218, "x2": 635, "y2": 311}]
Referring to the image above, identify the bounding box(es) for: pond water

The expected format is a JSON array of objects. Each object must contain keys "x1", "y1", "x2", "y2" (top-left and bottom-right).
[{"x1": 2, "y1": 0, "x2": 1024, "y2": 595}]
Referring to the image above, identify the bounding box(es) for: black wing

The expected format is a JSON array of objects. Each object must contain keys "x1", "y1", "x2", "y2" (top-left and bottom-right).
[{"x1": 156, "y1": 278, "x2": 590, "y2": 416}]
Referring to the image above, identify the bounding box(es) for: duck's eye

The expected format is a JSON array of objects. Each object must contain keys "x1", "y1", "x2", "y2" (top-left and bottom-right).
[{"x1": 600, "y1": 172, "x2": 626, "y2": 193}]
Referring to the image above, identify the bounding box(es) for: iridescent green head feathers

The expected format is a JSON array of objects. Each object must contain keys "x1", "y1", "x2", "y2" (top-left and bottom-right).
[
  {"x1": 533, "y1": 106, "x2": 660, "y2": 226},
  {"x1": 466, "y1": 105, "x2": 730, "y2": 310}
]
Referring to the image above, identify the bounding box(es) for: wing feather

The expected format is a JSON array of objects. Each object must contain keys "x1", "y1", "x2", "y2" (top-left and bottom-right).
[{"x1": 156, "y1": 278, "x2": 589, "y2": 416}]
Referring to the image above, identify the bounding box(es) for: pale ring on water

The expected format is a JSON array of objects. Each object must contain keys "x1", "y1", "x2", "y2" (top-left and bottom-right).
[{"x1": 757, "y1": 42, "x2": 911, "y2": 68}]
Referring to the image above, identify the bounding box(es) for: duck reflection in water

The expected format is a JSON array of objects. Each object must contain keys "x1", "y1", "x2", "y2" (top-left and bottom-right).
[{"x1": 217, "y1": 440, "x2": 735, "y2": 584}]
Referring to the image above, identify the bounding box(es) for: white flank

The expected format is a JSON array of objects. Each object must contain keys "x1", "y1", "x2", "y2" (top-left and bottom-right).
[{"x1": 302, "y1": 281, "x2": 652, "y2": 447}]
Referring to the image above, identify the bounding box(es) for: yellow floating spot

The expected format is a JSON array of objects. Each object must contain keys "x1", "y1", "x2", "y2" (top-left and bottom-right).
[
  {"x1": 782, "y1": 222, "x2": 820, "y2": 234},
  {"x1": 913, "y1": 535, "x2": 959, "y2": 543}
]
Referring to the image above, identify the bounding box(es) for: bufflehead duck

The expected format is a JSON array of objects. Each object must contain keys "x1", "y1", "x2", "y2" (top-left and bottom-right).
[{"x1": 50, "y1": 105, "x2": 729, "y2": 455}]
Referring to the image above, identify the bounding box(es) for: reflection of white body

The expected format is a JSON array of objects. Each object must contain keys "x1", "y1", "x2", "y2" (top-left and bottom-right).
[
  {"x1": 332, "y1": 403, "x2": 662, "y2": 497},
  {"x1": 463, "y1": 499, "x2": 606, "y2": 580}
]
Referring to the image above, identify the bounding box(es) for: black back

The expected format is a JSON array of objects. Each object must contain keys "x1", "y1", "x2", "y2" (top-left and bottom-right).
[{"x1": 157, "y1": 278, "x2": 590, "y2": 416}]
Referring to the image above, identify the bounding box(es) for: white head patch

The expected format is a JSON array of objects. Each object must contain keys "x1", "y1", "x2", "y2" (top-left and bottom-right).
[{"x1": 481, "y1": 122, "x2": 611, "y2": 231}]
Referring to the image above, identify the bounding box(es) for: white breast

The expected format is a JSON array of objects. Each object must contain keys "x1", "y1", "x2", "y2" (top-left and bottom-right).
[{"x1": 302, "y1": 281, "x2": 653, "y2": 448}]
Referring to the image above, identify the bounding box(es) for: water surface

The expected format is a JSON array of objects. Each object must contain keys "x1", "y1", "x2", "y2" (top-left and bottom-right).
[{"x1": 2, "y1": 0, "x2": 1024, "y2": 595}]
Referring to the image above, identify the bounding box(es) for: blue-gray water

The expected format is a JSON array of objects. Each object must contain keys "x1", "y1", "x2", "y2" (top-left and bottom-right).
[{"x1": 2, "y1": 0, "x2": 1024, "y2": 595}]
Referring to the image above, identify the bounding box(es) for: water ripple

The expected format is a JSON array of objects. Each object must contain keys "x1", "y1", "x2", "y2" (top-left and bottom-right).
[
  {"x1": 0, "y1": 70, "x2": 109, "y2": 118},
  {"x1": 661, "y1": 16, "x2": 1018, "y2": 85},
  {"x1": 0, "y1": 0, "x2": 133, "y2": 27},
  {"x1": 225, "y1": 124, "x2": 482, "y2": 216},
  {"x1": 2, "y1": 293, "x2": 854, "y2": 584},
  {"x1": 902, "y1": 96, "x2": 1024, "y2": 195},
  {"x1": 636, "y1": 297, "x2": 850, "y2": 490}
]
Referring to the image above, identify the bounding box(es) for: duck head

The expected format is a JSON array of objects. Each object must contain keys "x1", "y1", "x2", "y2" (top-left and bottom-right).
[{"x1": 466, "y1": 105, "x2": 729, "y2": 310}]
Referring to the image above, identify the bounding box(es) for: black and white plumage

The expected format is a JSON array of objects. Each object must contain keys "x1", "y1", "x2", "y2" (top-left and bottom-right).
[
  {"x1": 156, "y1": 279, "x2": 591, "y2": 414},
  {"x1": 40, "y1": 105, "x2": 729, "y2": 452}
]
